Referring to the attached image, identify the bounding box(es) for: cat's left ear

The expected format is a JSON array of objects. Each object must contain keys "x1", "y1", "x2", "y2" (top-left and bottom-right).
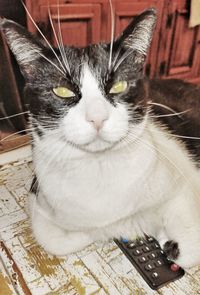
[
  {"x1": 113, "y1": 8, "x2": 157, "y2": 68},
  {"x1": 0, "y1": 18, "x2": 43, "y2": 78}
]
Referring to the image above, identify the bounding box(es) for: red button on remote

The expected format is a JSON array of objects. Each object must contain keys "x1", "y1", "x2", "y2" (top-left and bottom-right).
[{"x1": 170, "y1": 263, "x2": 180, "y2": 272}]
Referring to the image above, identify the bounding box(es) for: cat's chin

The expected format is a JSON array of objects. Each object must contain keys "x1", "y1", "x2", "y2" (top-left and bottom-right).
[
  {"x1": 65, "y1": 137, "x2": 119, "y2": 153},
  {"x1": 62, "y1": 132, "x2": 130, "y2": 153},
  {"x1": 63, "y1": 124, "x2": 146, "y2": 153}
]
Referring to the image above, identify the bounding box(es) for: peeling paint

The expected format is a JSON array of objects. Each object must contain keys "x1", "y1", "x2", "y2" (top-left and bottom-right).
[
  {"x1": 27, "y1": 245, "x2": 64, "y2": 277},
  {"x1": 0, "y1": 273, "x2": 13, "y2": 295},
  {"x1": 70, "y1": 275, "x2": 86, "y2": 295}
]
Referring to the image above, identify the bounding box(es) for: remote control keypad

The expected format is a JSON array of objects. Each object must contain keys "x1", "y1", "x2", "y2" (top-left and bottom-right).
[{"x1": 115, "y1": 236, "x2": 185, "y2": 290}]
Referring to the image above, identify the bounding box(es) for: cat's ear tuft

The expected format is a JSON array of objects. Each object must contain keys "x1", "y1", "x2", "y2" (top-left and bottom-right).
[
  {"x1": 0, "y1": 18, "x2": 43, "y2": 78},
  {"x1": 113, "y1": 8, "x2": 157, "y2": 65}
]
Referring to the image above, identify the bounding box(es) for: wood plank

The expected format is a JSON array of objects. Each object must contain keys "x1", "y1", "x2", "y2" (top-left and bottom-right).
[
  {"x1": 25, "y1": 244, "x2": 70, "y2": 291},
  {"x1": 96, "y1": 241, "x2": 124, "y2": 265},
  {"x1": 26, "y1": 277, "x2": 51, "y2": 295},
  {"x1": 2, "y1": 163, "x2": 32, "y2": 192},
  {"x1": 82, "y1": 251, "x2": 134, "y2": 294},
  {"x1": 61, "y1": 253, "x2": 103, "y2": 294},
  {"x1": 105, "y1": 250, "x2": 158, "y2": 295},
  {"x1": 11, "y1": 186, "x2": 29, "y2": 211},
  {"x1": 0, "y1": 258, "x2": 17, "y2": 295},
  {"x1": 5, "y1": 237, "x2": 41, "y2": 283},
  {"x1": 0, "y1": 209, "x2": 27, "y2": 229},
  {"x1": 0, "y1": 240, "x2": 31, "y2": 295},
  {"x1": 0, "y1": 186, "x2": 21, "y2": 214},
  {"x1": 0, "y1": 219, "x2": 33, "y2": 246}
]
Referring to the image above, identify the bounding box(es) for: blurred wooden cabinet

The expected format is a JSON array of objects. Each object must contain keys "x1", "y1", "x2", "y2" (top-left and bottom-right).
[
  {"x1": 24, "y1": 0, "x2": 199, "y2": 82},
  {"x1": 26, "y1": 0, "x2": 164, "y2": 79},
  {"x1": 25, "y1": 0, "x2": 200, "y2": 83},
  {"x1": 157, "y1": 0, "x2": 200, "y2": 83},
  {"x1": 40, "y1": 3, "x2": 102, "y2": 47}
]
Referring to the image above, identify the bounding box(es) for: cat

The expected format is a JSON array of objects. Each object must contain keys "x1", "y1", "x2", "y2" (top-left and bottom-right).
[{"x1": 1, "y1": 7, "x2": 200, "y2": 269}]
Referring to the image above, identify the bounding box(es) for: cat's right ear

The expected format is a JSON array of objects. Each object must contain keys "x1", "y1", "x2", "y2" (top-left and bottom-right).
[
  {"x1": 0, "y1": 18, "x2": 43, "y2": 79},
  {"x1": 112, "y1": 9, "x2": 157, "y2": 69}
]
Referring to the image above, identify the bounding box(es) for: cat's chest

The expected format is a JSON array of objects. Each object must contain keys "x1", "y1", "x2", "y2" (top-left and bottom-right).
[{"x1": 35, "y1": 145, "x2": 159, "y2": 228}]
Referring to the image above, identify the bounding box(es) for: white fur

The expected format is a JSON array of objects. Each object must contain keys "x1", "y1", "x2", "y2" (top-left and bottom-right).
[
  {"x1": 30, "y1": 66, "x2": 200, "y2": 269},
  {"x1": 4, "y1": 30, "x2": 41, "y2": 65},
  {"x1": 124, "y1": 15, "x2": 156, "y2": 55},
  {"x1": 61, "y1": 65, "x2": 129, "y2": 151}
]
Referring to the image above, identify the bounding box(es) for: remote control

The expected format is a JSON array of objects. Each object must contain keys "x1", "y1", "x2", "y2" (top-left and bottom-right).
[{"x1": 114, "y1": 236, "x2": 185, "y2": 290}]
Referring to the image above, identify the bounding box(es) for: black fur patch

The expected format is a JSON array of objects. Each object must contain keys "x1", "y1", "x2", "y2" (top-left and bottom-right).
[
  {"x1": 30, "y1": 175, "x2": 38, "y2": 196},
  {"x1": 149, "y1": 79, "x2": 200, "y2": 164},
  {"x1": 163, "y1": 240, "x2": 180, "y2": 260}
]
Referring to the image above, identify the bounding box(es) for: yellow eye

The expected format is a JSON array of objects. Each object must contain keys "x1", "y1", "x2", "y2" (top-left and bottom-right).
[
  {"x1": 53, "y1": 87, "x2": 75, "y2": 98},
  {"x1": 109, "y1": 81, "x2": 128, "y2": 94}
]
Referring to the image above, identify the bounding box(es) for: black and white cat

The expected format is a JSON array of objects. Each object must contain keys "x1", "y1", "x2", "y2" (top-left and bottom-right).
[{"x1": 1, "y1": 8, "x2": 200, "y2": 268}]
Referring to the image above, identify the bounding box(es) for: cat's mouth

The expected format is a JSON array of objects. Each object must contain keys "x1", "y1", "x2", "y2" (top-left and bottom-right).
[
  {"x1": 65, "y1": 138, "x2": 118, "y2": 153},
  {"x1": 62, "y1": 133, "x2": 129, "y2": 153}
]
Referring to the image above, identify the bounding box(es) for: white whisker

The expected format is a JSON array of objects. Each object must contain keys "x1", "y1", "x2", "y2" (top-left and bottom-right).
[
  {"x1": 56, "y1": 0, "x2": 71, "y2": 74},
  {"x1": 168, "y1": 134, "x2": 200, "y2": 141},
  {"x1": 0, "y1": 111, "x2": 29, "y2": 120},
  {"x1": 108, "y1": 0, "x2": 115, "y2": 71},
  {"x1": 149, "y1": 109, "x2": 191, "y2": 119},
  {"x1": 147, "y1": 101, "x2": 183, "y2": 117},
  {"x1": 21, "y1": 0, "x2": 66, "y2": 74},
  {"x1": 1, "y1": 133, "x2": 30, "y2": 142},
  {"x1": 48, "y1": 5, "x2": 70, "y2": 74},
  {"x1": 113, "y1": 48, "x2": 134, "y2": 71},
  {"x1": 112, "y1": 47, "x2": 122, "y2": 69},
  {"x1": 38, "y1": 53, "x2": 65, "y2": 75},
  {"x1": 0, "y1": 128, "x2": 34, "y2": 142},
  {"x1": 142, "y1": 122, "x2": 200, "y2": 141}
]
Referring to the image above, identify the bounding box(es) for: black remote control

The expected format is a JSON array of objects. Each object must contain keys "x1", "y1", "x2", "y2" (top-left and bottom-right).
[{"x1": 114, "y1": 236, "x2": 185, "y2": 290}]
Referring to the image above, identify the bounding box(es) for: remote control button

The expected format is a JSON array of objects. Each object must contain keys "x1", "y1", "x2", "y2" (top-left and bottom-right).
[
  {"x1": 145, "y1": 263, "x2": 155, "y2": 271},
  {"x1": 127, "y1": 242, "x2": 137, "y2": 249},
  {"x1": 138, "y1": 239, "x2": 144, "y2": 245},
  {"x1": 147, "y1": 237, "x2": 154, "y2": 242},
  {"x1": 170, "y1": 263, "x2": 180, "y2": 272},
  {"x1": 138, "y1": 256, "x2": 148, "y2": 263},
  {"x1": 143, "y1": 246, "x2": 151, "y2": 252},
  {"x1": 132, "y1": 249, "x2": 142, "y2": 256},
  {"x1": 153, "y1": 243, "x2": 160, "y2": 249},
  {"x1": 152, "y1": 272, "x2": 159, "y2": 278},
  {"x1": 121, "y1": 238, "x2": 129, "y2": 244},
  {"x1": 155, "y1": 259, "x2": 163, "y2": 266},
  {"x1": 148, "y1": 252, "x2": 157, "y2": 259}
]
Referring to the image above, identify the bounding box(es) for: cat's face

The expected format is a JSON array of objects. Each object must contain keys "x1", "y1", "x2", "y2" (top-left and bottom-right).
[{"x1": 0, "y1": 9, "x2": 156, "y2": 153}]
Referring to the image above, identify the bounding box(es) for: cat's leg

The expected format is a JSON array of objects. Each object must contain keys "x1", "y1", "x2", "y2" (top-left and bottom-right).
[
  {"x1": 158, "y1": 194, "x2": 200, "y2": 268},
  {"x1": 30, "y1": 199, "x2": 93, "y2": 256},
  {"x1": 157, "y1": 229, "x2": 180, "y2": 261},
  {"x1": 103, "y1": 212, "x2": 154, "y2": 242}
]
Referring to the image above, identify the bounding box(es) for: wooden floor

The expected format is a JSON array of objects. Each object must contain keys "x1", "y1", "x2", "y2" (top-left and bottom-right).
[{"x1": 0, "y1": 159, "x2": 200, "y2": 295}]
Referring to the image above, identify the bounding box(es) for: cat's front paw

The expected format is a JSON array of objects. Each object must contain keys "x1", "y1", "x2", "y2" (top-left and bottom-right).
[
  {"x1": 163, "y1": 240, "x2": 180, "y2": 260},
  {"x1": 40, "y1": 231, "x2": 93, "y2": 256},
  {"x1": 163, "y1": 239, "x2": 200, "y2": 269}
]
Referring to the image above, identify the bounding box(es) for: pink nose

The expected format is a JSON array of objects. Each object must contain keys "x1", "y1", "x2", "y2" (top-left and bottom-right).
[{"x1": 88, "y1": 118, "x2": 106, "y2": 131}]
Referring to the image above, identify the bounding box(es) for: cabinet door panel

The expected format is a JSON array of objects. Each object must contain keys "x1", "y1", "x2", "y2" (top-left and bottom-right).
[
  {"x1": 192, "y1": 26, "x2": 200, "y2": 79},
  {"x1": 39, "y1": 4, "x2": 101, "y2": 47},
  {"x1": 168, "y1": 9, "x2": 198, "y2": 76},
  {"x1": 157, "y1": 0, "x2": 200, "y2": 81}
]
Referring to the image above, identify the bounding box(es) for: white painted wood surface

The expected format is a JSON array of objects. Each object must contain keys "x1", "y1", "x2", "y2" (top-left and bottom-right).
[{"x1": 0, "y1": 160, "x2": 200, "y2": 294}]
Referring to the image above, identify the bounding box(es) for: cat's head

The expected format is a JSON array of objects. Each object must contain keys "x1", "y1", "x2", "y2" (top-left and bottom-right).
[{"x1": 0, "y1": 9, "x2": 156, "y2": 154}]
